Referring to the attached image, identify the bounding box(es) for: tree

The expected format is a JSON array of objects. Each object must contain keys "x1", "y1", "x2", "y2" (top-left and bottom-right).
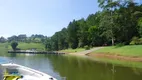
[
  {"x1": 98, "y1": 0, "x2": 119, "y2": 45},
  {"x1": 98, "y1": 0, "x2": 141, "y2": 45},
  {"x1": 138, "y1": 17, "x2": 142, "y2": 37},
  {"x1": 0, "y1": 37, "x2": 7, "y2": 43},
  {"x1": 42, "y1": 0, "x2": 142, "y2": 50},
  {"x1": 67, "y1": 20, "x2": 79, "y2": 49},
  {"x1": 45, "y1": 37, "x2": 52, "y2": 51},
  {"x1": 86, "y1": 12, "x2": 104, "y2": 46},
  {"x1": 8, "y1": 35, "x2": 18, "y2": 42},
  {"x1": 18, "y1": 34, "x2": 27, "y2": 42},
  {"x1": 113, "y1": 1, "x2": 141, "y2": 44},
  {"x1": 77, "y1": 18, "x2": 89, "y2": 47},
  {"x1": 88, "y1": 26, "x2": 104, "y2": 46},
  {"x1": 11, "y1": 41, "x2": 18, "y2": 51},
  {"x1": 99, "y1": 10, "x2": 116, "y2": 45}
]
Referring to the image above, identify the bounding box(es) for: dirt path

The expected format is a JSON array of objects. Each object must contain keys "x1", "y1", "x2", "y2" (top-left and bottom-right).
[{"x1": 68, "y1": 47, "x2": 103, "y2": 56}]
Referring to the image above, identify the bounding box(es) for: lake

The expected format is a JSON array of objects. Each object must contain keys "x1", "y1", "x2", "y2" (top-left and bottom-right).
[{"x1": 1, "y1": 53, "x2": 142, "y2": 80}]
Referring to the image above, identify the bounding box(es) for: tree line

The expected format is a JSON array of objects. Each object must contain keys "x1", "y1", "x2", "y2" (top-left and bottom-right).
[
  {"x1": 0, "y1": 34, "x2": 47, "y2": 43},
  {"x1": 45, "y1": 0, "x2": 142, "y2": 51}
]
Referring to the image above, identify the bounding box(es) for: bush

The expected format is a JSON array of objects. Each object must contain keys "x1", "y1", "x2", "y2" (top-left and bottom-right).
[
  {"x1": 138, "y1": 38, "x2": 142, "y2": 44},
  {"x1": 115, "y1": 43, "x2": 124, "y2": 47},
  {"x1": 130, "y1": 41, "x2": 135, "y2": 45},
  {"x1": 84, "y1": 45, "x2": 90, "y2": 50},
  {"x1": 130, "y1": 37, "x2": 139, "y2": 45},
  {"x1": 11, "y1": 41, "x2": 18, "y2": 51}
]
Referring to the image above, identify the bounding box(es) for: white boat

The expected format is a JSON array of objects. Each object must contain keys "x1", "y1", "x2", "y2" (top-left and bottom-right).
[{"x1": 1, "y1": 63, "x2": 57, "y2": 80}]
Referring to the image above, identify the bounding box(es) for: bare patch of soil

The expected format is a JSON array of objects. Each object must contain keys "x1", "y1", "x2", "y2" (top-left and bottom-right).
[{"x1": 87, "y1": 53, "x2": 142, "y2": 62}]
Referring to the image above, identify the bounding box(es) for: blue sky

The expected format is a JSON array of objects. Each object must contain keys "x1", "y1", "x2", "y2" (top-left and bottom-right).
[{"x1": 0, "y1": 0, "x2": 100, "y2": 38}]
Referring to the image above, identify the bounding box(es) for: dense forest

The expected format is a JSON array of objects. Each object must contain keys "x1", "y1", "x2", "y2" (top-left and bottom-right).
[
  {"x1": 1, "y1": 0, "x2": 142, "y2": 51},
  {"x1": 45, "y1": 0, "x2": 142, "y2": 51}
]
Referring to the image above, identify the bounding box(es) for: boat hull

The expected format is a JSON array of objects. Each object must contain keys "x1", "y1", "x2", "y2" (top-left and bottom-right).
[{"x1": 2, "y1": 63, "x2": 57, "y2": 80}]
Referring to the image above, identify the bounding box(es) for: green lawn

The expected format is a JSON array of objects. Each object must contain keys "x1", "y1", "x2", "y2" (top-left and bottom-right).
[
  {"x1": 14, "y1": 42, "x2": 44, "y2": 51},
  {"x1": 0, "y1": 43, "x2": 9, "y2": 55},
  {"x1": 94, "y1": 45, "x2": 142, "y2": 57},
  {"x1": 6, "y1": 42, "x2": 45, "y2": 51},
  {"x1": 18, "y1": 42, "x2": 44, "y2": 51},
  {"x1": 0, "y1": 42, "x2": 45, "y2": 55},
  {"x1": 60, "y1": 48, "x2": 86, "y2": 53}
]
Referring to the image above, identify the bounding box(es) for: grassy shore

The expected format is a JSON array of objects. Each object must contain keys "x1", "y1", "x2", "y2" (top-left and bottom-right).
[
  {"x1": 84, "y1": 45, "x2": 142, "y2": 62},
  {"x1": 59, "y1": 48, "x2": 86, "y2": 53},
  {"x1": 93, "y1": 45, "x2": 142, "y2": 57}
]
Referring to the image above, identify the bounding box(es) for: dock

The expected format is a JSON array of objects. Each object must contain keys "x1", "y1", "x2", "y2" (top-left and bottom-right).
[{"x1": 8, "y1": 50, "x2": 65, "y2": 54}]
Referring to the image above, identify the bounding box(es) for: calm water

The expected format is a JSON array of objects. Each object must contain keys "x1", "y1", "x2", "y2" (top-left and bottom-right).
[{"x1": 1, "y1": 53, "x2": 142, "y2": 80}]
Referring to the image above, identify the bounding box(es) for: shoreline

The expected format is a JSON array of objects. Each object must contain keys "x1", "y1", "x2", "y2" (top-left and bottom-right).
[
  {"x1": 63, "y1": 47, "x2": 142, "y2": 62},
  {"x1": 65, "y1": 47, "x2": 103, "y2": 56},
  {"x1": 87, "y1": 53, "x2": 142, "y2": 62}
]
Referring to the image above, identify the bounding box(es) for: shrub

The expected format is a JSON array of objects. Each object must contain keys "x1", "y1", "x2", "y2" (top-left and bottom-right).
[
  {"x1": 139, "y1": 38, "x2": 142, "y2": 44},
  {"x1": 130, "y1": 37, "x2": 139, "y2": 45},
  {"x1": 11, "y1": 41, "x2": 18, "y2": 51},
  {"x1": 115, "y1": 43, "x2": 124, "y2": 47},
  {"x1": 130, "y1": 41, "x2": 135, "y2": 45},
  {"x1": 84, "y1": 45, "x2": 90, "y2": 50}
]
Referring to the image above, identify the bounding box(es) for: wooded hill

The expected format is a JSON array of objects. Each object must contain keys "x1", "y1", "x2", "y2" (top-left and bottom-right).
[{"x1": 45, "y1": 0, "x2": 142, "y2": 51}]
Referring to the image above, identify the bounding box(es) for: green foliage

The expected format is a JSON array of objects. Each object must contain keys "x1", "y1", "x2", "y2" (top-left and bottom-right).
[
  {"x1": 77, "y1": 18, "x2": 89, "y2": 47},
  {"x1": 130, "y1": 37, "x2": 140, "y2": 45},
  {"x1": 11, "y1": 41, "x2": 18, "y2": 50},
  {"x1": 44, "y1": 0, "x2": 142, "y2": 51},
  {"x1": 84, "y1": 46, "x2": 90, "y2": 50},
  {"x1": 115, "y1": 43, "x2": 124, "y2": 48},
  {"x1": 138, "y1": 38, "x2": 142, "y2": 44},
  {"x1": 67, "y1": 20, "x2": 79, "y2": 49},
  {"x1": 7, "y1": 34, "x2": 46, "y2": 43},
  {"x1": 138, "y1": 17, "x2": 142, "y2": 37}
]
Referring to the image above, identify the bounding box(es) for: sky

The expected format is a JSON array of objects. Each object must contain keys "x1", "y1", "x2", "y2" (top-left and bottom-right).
[{"x1": 0, "y1": 0, "x2": 100, "y2": 38}]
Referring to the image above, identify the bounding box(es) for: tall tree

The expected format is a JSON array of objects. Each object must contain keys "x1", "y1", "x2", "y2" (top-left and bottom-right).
[
  {"x1": 77, "y1": 18, "x2": 89, "y2": 47},
  {"x1": 67, "y1": 20, "x2": 79, "y2": 49},
  {"x1": 98, "y1": 0, "x2": 120, "y2": 45}
]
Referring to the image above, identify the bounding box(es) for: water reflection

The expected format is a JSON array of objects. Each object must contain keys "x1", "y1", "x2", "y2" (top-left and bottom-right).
[
  {"x1": 3, "y1": 54, "x2": 142, "y2": 80},
  {"x1": 47, "y1": 55, "x2": 142, "y2": 80},
  {"x1": 9, "y1": 53, "x2": 17, "y2": 57}
]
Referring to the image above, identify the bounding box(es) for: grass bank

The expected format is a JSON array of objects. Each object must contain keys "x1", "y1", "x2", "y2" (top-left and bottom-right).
[
  {"x1": 88, "y1": 45, "x2": 142, "y2": 62},
  {"x1": 93, "y1": 45, "x2": 142, "y2": 57}
]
